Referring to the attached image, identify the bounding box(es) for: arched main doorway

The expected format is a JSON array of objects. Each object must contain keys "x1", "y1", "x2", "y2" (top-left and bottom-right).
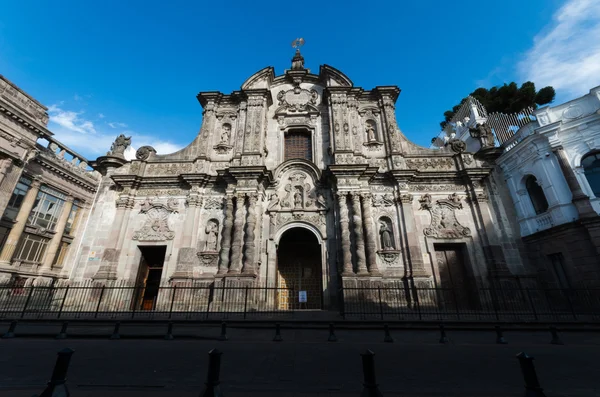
[{"x1": 276, "y1": 227, "x2": 323, "y2": 310}]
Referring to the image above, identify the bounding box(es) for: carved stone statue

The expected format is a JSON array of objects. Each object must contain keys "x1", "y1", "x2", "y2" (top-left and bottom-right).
[
  {"x1": 294, "y1": 188, "x2": 303, "y2": 209},
  {"x1": 140, "y1": 197, "x2": 154, "y2": 212},
  {"x1": 366, "y1": 122, "x2": 376, "y2": 142},
  {"x1": 205, "y1": 221, "x2": 219, "y2": 252},
  {"x1": 109, "y1": 134, "x2": 131, "y2": 157},
  {"x1": 469, "y1": 122, "x2": 494, "y2": 148},
  {"x1": 380, "y1": 222, "x2": 394, "y2": 250},
  {"x1": 267, "y1": 193, "x2": 280, "y2": 211},
  {"x1": 220, "y1": 124, "x2": 231, "y2": 143}
]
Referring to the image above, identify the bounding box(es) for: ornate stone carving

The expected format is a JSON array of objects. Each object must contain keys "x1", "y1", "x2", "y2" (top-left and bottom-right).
[
  {"x1": 399, "y1": 194, "x2": 413, "y2": 203},
  {"x1": 419, "y1": 193, "x2": 471, "y2": 239},
  {"x1": 108, "y1": 134, "x2": 131, "y2": 157},
  {"x1": 133, "y1": 206, "x2": 175, "y2": 241},
  {"x1": 267, "y1": 193, "x2": 280, "y2": 211},
  {"x1": 448, "y1": 139, "x2": 467, "y2": 153},
  {"x1": 136, "y1": 146, "x2": 156, "y2": 161},
  {"x1": 275, "y1": 87, "x2": 319, "y2": 113},
  {"x1": 213, "y1": 142, "x2": 233, "y2": 154},
  {"x1": 146, "y1": 163, "x2": 193, "y2": 175},
  {"x1": 204, "y1": 197, "x2": 224, "y2": 210},
  {"x1": 351, "y1": 194, "x2": 368, "y2": 275},
  {"x1": 280, "y1": 172, "x2": 315, "y2": 209},
  {"x1": 218, "y1": 196, "x2": 234, "y2": 274},
  {"x1": 372, "y1": 194, "x2": 395, "y2": 207},
  {"x1": 410, "y1": 184, "x2": 463, "y2": 192},
  {"x1": 377, "y1": 250, "x2": 401, "y2": 264},
  {"x1": 198, "y1": 252, "x2": 218, "y2": 267},
  {"x1": 363, "y1": 141, "x2": 384, "y2": 151},
  {"x1": 405, "y1": 157, "x2": 454, "y2": 170},
  {"x1": 462, "y1": 153, "x2": 474, "y2": 165}
]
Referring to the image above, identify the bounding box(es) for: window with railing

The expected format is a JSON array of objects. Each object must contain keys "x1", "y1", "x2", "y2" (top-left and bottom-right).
[
  {"x1": 2, "y1": 177, "x2": 31, "y2": 221},
  {"x1": 13, "y1": 233, "x2": 49, "y2": 263},
  {"x1": 284, "y1": 129, "x2": 312, "y2": 162},
  {"x1": 28, "y1": 186, "x2": 66, "y2": 231}
]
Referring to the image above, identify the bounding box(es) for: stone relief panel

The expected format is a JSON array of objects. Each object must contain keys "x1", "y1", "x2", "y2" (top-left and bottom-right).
[
  {"x1": 418, "y1": 193, "x2": 471, "y2": 239},
  {"x1": 133, "y1": 204, "x2": 177, "y2": 241},
  {"x1": 277, "y1": 171, "x2": 320, "y2": 210},
  {"x1": 145, "y1": 163, "x2": 193, "y2": 175},
  {"x1": 405, "y1": 157, "x2": 454, "y2": 170}
]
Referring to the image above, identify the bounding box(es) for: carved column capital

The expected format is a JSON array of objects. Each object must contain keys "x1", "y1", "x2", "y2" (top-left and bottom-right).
[{"x1": 399, "y1": 194, "x2": 413, "y2": 204}]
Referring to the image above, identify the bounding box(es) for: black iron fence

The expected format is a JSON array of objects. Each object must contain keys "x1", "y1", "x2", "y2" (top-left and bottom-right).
[
  {"x1": 0, "y1": 284, "x2": 599, "y2": 322},
  {"x1": 0, "y1": 285, "x2": 300, "y2": 320},
  {"x1": 341, "y1": 286, "x2": 600, "y2": 322}
]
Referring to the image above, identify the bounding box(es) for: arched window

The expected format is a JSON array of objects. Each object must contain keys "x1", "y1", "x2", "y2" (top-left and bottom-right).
[
  {"x1": 284, "y1": 129, "x2": 312, "y2": 162},
  {"x1": 582, "y1": 152, "x2": 600, "y2": 197},
  {"x1": 525, "y1": 175, "x2": 549, "y2": 215}
]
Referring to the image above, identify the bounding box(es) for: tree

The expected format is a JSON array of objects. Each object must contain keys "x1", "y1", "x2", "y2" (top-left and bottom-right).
[{"x1": 440, "y1": 82, "x2": 555, "y2": 129}]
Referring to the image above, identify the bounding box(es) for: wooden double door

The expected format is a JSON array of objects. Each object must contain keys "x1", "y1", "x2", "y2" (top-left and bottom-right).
[{"x1": 434, "y1": 244, "x2": 477, "y2": 310}]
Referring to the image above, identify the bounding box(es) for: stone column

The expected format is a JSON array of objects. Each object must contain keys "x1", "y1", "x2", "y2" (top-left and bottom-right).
[
  {"x1": 0, "y1": 177, "x2": 41, "y2": 264},
  {"x1": 242, "y1": 193, "x2": 258, "y2": 275},
  {"x1": 228, "y1": 193, "x2": 246, "y2": 274},
  {"x1": 398, "y1": 194, "x2": 426, "y2": 276},
  {"x1": 553, "y1": 146, "x2": 597, "y2": 218},
  {"x1": 172, "y1": 193, "x2": 202, "y2": 280},
  {"x1": 361, "y1": 193, "x2": 380, "y2": 275},
  {"x1": 218, "y1": 195, "x2": 234, "y2": 274},
  {"x1": 93, "y1": 196, "x2": 129, "y2": 280},
  {"x1": 351, "y1": 193, "x2": 368, "y2": 276},
  {"x1": 39, "y1": 195, "x2": 73, "y2": 270},
  {"x1": 0, "y1": 158, "x2": 12, "y2": 185},
  {"x1": 336, "y1": 192, "x2": 353, "y2": 276}
]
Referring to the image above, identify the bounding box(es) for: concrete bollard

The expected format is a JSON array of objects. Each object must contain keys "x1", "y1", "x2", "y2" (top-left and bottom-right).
[
  {"x1": 495, "y1": 325, "x2": 507, "y2": 344},
  {"x1": 110, "y1": 322, "x2": 121, "y2": 340},
  {"x1": 199, "y1": 348, "x2": 224, "y2": 397},
  {"x1": 549, "y1": 326, "x2": 564, "y2": 345},
  {"x1": 218, "y1": 321, "x2": 228, "y2": 341},
  {"x1": 360, "y1": 350, "x2": 384, "y2": 397},
  {"x1": 55, "y1": 322, "x2": 68, "y2": 340},
  {"x1": 273, "y1": 323, "x2": 283, "y2": 342},
  {"x1": 328, "y1": 322, "x2": 338, "y2": 342},
  {"x1": 516, "y1": 352, "x2": 546, "y2": 397},
  {"x1": 2, "y1": 320, "x2": 17, "y2": 339},
  {"x1": 383, "y1": 324, "x2": 394, "y2": 343},
  {"x1": 439, "y1": 324, "x2": 449, "y2": 344},
  {"x1": 165, "y1": 321, "x2": 174, "y2": 340},
  {"x1": 36, "y1": 348, "x2": 75, "y2": 397}
]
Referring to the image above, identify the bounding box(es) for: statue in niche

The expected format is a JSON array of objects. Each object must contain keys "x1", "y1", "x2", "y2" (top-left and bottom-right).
[
  {"x1": 204, "y1": 220, "x2": 219, "y2": 252},
  {"x1": 365, "y1": 121, "x2": 377, "y2": 142},
  {"x1": 220, "y1": 123, "x2": 231, "y2": 143},
  {"x1": 267, "y1": 193, "x2": 280, "y2": 211},
  {"x1": 294, "y1": 188, "x2": 303, "y2": 209},
  {"x1": 379, "y1": 221, "x2": 394, "y2": 250}
]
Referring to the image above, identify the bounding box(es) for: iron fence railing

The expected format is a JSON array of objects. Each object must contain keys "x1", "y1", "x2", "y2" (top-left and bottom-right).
[
  {"x1": 1, "y1": 284, "x2": 599, "y2": 322},
  {"x1": 0, "y1": 285, "x2": 301, "y2": 320},
  {"x1": 341, "y1": 287, "x2": 600, "y2": 322}
]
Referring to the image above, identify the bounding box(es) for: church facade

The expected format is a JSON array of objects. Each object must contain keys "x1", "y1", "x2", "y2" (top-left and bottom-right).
[{"x1": 64, "y1": 50, "x2": 529, "y2": 310}]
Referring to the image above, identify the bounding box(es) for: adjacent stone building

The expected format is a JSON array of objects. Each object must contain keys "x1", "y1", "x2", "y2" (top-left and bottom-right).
[
  {"x1": 59, "y1": 50, "x2": 529, "y2": 310},
  {"x1": 0, "y1": 75, "x2": 100, "y2": 288}
]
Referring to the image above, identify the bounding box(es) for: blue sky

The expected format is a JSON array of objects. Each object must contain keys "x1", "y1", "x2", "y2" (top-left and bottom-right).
[{"x1": 1, "y1": 0, "x2": 598, "y2": 160}]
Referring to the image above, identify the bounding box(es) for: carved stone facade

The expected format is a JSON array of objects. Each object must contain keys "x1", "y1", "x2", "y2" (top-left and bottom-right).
[{"x1": 0, "y1": 53, "x2": 533, "y2": 309}]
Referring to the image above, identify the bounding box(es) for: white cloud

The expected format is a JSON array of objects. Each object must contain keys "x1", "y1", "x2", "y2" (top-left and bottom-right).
[
  {"x1": 98, "y1": 113, "x2": 105, "y2": 119},
  {"x1": 47, "y1": 104, "x2": 185, "y2": 160},
  {"x1": 108, "y1": 122, "x2": 128, "y2": 128},
  {"x1": 48, "y1": 105, "x2": 96, "y2": 134},
  {"x1": 518, "y1": 0, "x2": 600, "y2": 98}
]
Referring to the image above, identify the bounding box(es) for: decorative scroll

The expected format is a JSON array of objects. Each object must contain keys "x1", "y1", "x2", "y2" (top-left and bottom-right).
[{"x1": 419, "y1": 193, "x2": 471, "y2": 238}]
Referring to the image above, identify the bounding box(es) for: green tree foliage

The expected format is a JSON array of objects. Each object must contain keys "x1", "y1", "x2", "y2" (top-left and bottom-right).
[{"x1": 440, "y1": 82, "x2": 555, "y2": 129}]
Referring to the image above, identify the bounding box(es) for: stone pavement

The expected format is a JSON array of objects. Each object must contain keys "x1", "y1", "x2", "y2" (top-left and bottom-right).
[{"x1": 1, "y1": 328, "x2": 599, "y2": 396}]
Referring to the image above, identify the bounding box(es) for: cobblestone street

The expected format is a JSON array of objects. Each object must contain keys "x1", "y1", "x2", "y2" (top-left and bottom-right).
[{"x1": 1, "y1": 327, "x2": 599, "y2": 396}]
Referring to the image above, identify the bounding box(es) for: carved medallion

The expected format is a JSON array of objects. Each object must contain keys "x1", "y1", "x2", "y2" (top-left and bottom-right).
[
  {"x1": 133, "y1": 206, "x2": 175, "y2": 241},
  {"x1": 420, "y1": 193, "x2": 471, "y2": 238}
]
